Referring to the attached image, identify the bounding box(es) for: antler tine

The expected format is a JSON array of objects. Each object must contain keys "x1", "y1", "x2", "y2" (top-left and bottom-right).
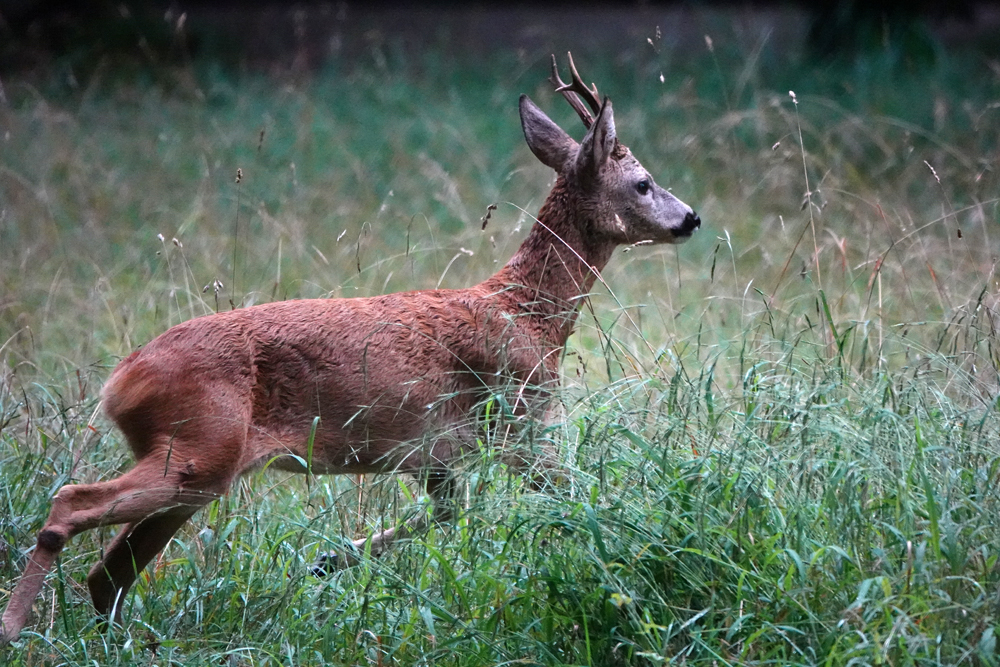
[
  {"x1": 565, "y1": 52, "x2": 601, "y2": 114},
  {"x1": 549, "y1": 52, "x2": 601, "y2": 129}
]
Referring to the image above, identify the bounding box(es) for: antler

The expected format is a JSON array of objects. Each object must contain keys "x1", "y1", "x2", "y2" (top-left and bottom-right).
[{"x1": 549, "y1": 52, "x2": 602, "y2": 129}]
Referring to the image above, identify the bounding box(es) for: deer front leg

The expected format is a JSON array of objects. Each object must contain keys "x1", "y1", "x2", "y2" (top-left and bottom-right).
[
  {"x1": 497, "y1": 388, "x2": 568, "y2": 490},
  {"x1": 310, "y1": 470, "x2": 456, "y2": 576}
]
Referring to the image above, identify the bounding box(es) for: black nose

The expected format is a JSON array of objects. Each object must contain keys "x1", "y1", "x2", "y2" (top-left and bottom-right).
[{"x1": 683, "y1": 211, "x2": 701, "y2": 232}]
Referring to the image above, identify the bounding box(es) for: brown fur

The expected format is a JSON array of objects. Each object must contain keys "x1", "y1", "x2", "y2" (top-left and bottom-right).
[{"x1": 0, "y1": 57, "x2": 700, "y2": 645}]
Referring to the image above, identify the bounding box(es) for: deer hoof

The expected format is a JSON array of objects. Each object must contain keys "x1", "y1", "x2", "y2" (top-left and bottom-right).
[
  {"x1": 310, "y1": 547, "x2": 360, "y2": 576},
  {"x1": 309, "y1": 552, "x2": 339, "y2": 576},
  {"x1": 0, "y1": 621, "x2": 18, "y2": 647}
]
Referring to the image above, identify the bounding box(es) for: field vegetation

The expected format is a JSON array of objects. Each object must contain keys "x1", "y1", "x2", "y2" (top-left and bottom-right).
[{"x1": 2, "y1": 10, "x2": 1000, "y2": 665}]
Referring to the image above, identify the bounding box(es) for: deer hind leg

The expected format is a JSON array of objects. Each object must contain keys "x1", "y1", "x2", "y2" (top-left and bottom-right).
[
  {"x1": 88, "y1": 508, "x2": 199, "y2": 623},
  {"x1": 311, "y1": 470, "x2": 457, "y2": 576},
  {"x1": 0, "y1": 450, "x2": 229, "y2": 644}
]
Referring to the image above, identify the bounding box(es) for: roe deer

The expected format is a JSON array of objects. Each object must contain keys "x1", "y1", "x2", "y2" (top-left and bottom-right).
[{"x1": 0, "y1": 53, "x2": 699, "y2": 645}]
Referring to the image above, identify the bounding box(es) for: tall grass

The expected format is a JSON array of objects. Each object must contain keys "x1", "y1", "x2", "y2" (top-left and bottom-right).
[{"x1": 2, "y1": 13, "x2": 1000, "y2": 665}]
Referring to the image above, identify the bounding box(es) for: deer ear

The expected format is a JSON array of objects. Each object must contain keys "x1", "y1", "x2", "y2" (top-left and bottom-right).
[
  {"x1": 520, "y1": 94, "x2": 578, "y2": 173},
  {"x1": 577, "y1": 97, "x2": 616, "y2": 177}
]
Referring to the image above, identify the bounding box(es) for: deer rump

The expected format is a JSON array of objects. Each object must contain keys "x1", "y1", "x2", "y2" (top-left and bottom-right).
[{"x1": 0, "y1": 53, "x2": 700, "y2": 646}]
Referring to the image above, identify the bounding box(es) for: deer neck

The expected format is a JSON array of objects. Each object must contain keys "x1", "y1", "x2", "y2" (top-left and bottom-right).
[{"x1": 487, "y1": 177, "x2": 616, "y2": 347}]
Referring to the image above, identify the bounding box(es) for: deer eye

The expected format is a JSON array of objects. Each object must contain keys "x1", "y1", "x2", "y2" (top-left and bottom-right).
[{"x1": 635, "y1": 179, "x2": 650, "y2": 196}]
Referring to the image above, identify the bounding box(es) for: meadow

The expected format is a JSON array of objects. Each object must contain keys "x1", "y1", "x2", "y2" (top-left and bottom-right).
[{"x1": 1, "y1": 11, "x2": 1000, "y2": 665}]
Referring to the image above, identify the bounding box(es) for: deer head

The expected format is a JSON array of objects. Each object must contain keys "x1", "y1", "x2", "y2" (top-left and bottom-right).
[{"x1": 518, "y1": 53, "x2": 700, "y2": 246}]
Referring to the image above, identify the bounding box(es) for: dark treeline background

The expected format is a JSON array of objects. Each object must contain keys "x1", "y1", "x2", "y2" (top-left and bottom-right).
[{"x1": 0, "y1": 1, "x2": 997, "y2": 80}]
